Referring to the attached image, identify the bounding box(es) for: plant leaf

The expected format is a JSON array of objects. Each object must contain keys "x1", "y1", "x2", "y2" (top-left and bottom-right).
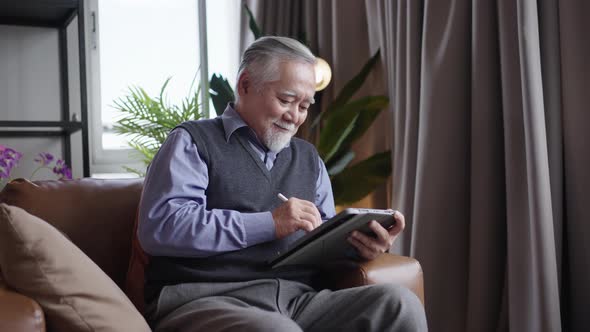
[
  {"x1": 209, "y1": 74, "x2": 235, "y2": 116},
  {"x1": 324, "y1": 95, "x2": 388, "y2": 122},
  {"x1": 112, "y1": 76, "x2": 202, "y2": 169},
  {"x1": 244, "y1": 4, "x2": 262, "y2": 39},
  {"x1": 330, "y1": 151, "x2": 392, "y2": 205},
  {"x1": 330, "y1": 49, "x2": 381, "y2": 110},
  {"x1": 122, "y1": 165, "x2": 145, "y2": 177},
  {"x1": 158, "y1": 77, "x2": 172, "y2": 110},
  {"x1": 318, "y1": 112, "x2": 358, "y2": 163},
  {"x1": 312, "y1": 50, "x2": 382, "y2": 128},
  {"x1": 338, "y1": 96, "x2": 388, "y2": 153},
  {"x1": 317, "y1": 96, "x2": 388, "y2": 163},
  {"x1": 327, "y1": 151, "x2": 355, "y2": 176}
]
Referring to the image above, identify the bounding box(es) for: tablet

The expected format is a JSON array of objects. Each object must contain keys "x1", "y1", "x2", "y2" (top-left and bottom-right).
[{"x1": 270, "y1": 208, "x2": 397, "y2": 268}]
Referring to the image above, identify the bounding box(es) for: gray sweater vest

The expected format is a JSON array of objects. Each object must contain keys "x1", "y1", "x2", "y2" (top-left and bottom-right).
[{"x1": 145, "y1": 118, "x2": 321, "y2": 299}]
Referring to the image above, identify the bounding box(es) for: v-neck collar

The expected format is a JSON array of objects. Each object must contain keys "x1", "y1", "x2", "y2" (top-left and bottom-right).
[
  {"x1": 235, "y1": 129, "x2": 291, "y2": 181},
  {"x1": 236, "y1": 132, "x2": 272, "y2": 180}
]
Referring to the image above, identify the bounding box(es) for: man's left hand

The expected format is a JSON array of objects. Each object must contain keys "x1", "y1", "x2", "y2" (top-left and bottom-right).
[{"x1": 346, "y1": 211, "x2": 406, "y2": 261}]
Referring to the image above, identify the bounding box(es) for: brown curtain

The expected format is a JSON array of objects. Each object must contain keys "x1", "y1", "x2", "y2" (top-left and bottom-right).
[
  {"x1": 559, "y1": 1, "x2": 590, "y2": 330},
  {"x1": 240, "y1": 0, "x2": 392, "y2": 209},
  {"x1": 366, "y1": 0, "x2": 590, "y2": 331}
]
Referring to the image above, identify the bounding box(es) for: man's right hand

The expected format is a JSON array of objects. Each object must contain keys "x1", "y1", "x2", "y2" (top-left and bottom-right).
[{"x1": 272, "y1": 197, "x2": 322, "y2": 239}]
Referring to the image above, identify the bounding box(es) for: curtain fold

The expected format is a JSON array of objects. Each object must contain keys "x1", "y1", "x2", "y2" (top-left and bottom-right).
[
  {"x1": 468, "y1": 0, "x2": 506, "y2": 330},
  {"x1": 366, "y1": 0, "x2": 587, "y2": 331},
  {"x1": 558, "y1": 1, "x2": 590, "y2": 329},
  {"x1": 238, "y1": 0, "x2": 589, "y2": 330},
  {"x1": 414, "y1": 1, "x2": 473, "y2": 329},
  {"x1": 364, "y1": 0, "x2": 423, "y2": 255},
  {"x1": 497, "y1": 0, "x2": 561, "y2": 329}
]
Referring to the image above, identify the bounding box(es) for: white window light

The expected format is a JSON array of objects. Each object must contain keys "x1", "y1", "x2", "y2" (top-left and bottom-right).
[{"x1": 85, "y1": 0, "x2": 240, "y2": 177}]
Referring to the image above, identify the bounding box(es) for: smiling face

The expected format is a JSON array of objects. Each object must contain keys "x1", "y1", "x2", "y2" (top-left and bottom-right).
[{"x1": 235, "y1": 60, "x2": 316, "y2": 152}]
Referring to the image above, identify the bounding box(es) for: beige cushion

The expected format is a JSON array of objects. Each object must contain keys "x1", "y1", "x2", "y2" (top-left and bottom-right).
[{"x1": 0, "y1": 203, "x2": 150, "y2": 331}]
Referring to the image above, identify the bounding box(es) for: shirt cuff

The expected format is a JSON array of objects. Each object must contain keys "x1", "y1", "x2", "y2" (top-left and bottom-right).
[{"x1": 242, "y1": 211, "x2": 276, "y2": 246}]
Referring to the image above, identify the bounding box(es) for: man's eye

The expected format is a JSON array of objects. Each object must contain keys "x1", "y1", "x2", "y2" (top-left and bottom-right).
[{"x1": 278, "y1": 98, "x2": 289, "y2": 105}]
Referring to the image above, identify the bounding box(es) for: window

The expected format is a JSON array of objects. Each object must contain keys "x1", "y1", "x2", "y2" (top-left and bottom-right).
[
  {"x1": 85, "y1": 0, "x2": 240, "y2": 176},
  {"x1": 205, "y1": 0, "x2": 240, "y2": 102}
]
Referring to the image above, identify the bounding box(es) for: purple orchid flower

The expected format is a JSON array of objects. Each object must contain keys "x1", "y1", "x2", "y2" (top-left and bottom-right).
[
  {"x1": 0, "y1": 146, "x2": 74, "y2": 182},
  {"x1": 3, "y1": 148, "x2": 23, "y2": 165},
  {"x1": 0, "y1": 146, "x2": 22, "y2": 180},
  {"x1": 52, "y1": 159, "x2": 73, "y2": 180},
  {"x1": 34, "y1": 152, "x2": 55, "y2": 166},
  {"x1": 0, "y1": 146, "x2": 8, "y2": 180},
  {"x1": 0, "y1": 162, "x2": 8, "y2": 179}
]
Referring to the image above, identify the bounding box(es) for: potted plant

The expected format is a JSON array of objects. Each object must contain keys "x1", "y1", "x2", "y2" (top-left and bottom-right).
[{"x1": 112, "y1": 77, "x2": 203, "y2": 176}]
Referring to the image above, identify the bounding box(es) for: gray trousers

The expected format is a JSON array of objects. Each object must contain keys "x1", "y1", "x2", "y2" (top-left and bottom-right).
[{"x1": 145, "y1": 279, "x2": 427, "y2": 332}]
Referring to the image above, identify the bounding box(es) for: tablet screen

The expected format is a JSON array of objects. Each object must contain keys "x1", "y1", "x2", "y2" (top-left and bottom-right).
[{"x1": 270, "y1": 208, "x2": 396, "y2": 267}]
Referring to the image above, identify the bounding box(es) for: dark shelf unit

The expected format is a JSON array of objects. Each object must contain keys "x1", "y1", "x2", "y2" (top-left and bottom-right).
[{"x1": 0, "y1": 0, "x2": 90, "y2": 176}]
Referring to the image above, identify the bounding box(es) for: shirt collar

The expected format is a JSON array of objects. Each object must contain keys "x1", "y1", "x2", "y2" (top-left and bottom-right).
[
  {"x1": 221, "y1": 103, "x2": 249, "y2": 142},
  {"x1": 220, "y1": 103, "x2": 290, "y2": 150}
]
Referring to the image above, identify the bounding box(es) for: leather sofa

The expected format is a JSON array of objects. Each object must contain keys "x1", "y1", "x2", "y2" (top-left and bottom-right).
[{"x1": 0, "y1": 178, "x2": 424, "y2": 331}]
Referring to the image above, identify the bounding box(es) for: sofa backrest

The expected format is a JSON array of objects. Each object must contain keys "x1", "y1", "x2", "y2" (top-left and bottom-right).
[{"x1": 0, "y1": 178, "x2": 143, "y2": 289}]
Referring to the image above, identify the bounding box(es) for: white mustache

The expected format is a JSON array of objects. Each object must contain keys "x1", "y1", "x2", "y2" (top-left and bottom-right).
[{"x1": 273, "y1": 121, "x2": 296, "y2": 132}]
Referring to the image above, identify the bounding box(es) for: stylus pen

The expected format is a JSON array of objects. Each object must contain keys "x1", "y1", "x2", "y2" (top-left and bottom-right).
[{"x1": 278, "y1": 193, "x2": 289, "y2": 202}]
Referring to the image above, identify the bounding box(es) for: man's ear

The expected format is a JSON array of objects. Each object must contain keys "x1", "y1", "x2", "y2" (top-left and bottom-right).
[{"x1": 237, "y1": 72, "x2": 251, "y2": 96}]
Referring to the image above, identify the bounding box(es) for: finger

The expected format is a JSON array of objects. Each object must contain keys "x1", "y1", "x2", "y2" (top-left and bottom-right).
[
  {"x1": 298, "y1": 209, "x2": 320, "y2": 225},
  {"x1": 300, "y1": 201, "x2": 322, "y2": 227},
  {"x1": 296, "y1": 218, "x2": 314, "y2": 232},
  {"x1": 348, "y1": 236, "x2": 378, "y2": 260},
  {"x1": 299, "y1": 203, "x2": 317, "y2": 220},
  {"x1": 297, "y1": 210, "x2": 320, "y2": 231},
  {"x1": 388, "y1": 211, "x2": 406, "y2": 237},
  {"x1": 351, "y1": 230, "x2": 387, "y2": 254},
  {"x1": 311, "y1": 208, "x2": 322, "y2": 228},
  {"x1": 312, "y1": 206, "x2": 322, "y2": 227},
  {"x1": 368, "y1": 220, "x2": 390, "y2": 244}
]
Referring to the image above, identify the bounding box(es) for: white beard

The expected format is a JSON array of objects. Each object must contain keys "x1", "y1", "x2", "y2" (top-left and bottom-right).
[{"x1": 262, "y1": 120, "x2": 296, "y2": 152}]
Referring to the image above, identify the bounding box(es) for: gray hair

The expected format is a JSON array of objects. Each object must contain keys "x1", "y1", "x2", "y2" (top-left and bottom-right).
[{"x1": 235, "y1": 36, "x2": 316, "y2": 100}]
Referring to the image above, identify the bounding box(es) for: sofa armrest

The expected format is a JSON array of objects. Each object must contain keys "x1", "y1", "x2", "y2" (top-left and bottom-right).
[
  {"x1": 0, "y1": 288, "x2": 45, "y2": 332},
  {"x1": 322, "y1": 253, "x2": 424, "y2": 305}
]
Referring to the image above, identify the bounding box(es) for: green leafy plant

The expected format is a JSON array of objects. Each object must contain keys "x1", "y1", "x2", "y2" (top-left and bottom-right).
[
  {"x1": 313, "y1": 51, "x2": 391, "y2": 205},
  {"x1": 113, "y1": 77, "x2": 203, "y2": 175},
  {"x1": 210, "y1": 73, "x2": 234, "y2": 117},
  {"x1": 209, "y1": 5, "x2": 391, "y2": 205}
]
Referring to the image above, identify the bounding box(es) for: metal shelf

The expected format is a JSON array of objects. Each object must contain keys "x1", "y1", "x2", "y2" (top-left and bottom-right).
[
  {"x1": 0, "y1": 121, "x2": 83, "y2": 137},
  {"x1": 0, "y1": 131, "x2": 75, "y2": 137},
  {"x1": 0, "y1": 0, "x2": 78, "y2": 27},
  {"x1": 0, "y1": 0, "x2": 89, "y2": 176}
]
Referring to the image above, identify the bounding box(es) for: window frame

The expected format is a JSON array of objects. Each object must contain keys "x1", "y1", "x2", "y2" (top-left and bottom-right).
[{"x1": 84, "y1": 0, "x2": 210, "y2": 176}]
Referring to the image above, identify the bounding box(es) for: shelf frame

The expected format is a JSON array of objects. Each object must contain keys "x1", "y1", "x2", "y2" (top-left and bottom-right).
[{"x1": 0, "y1": 0, "x2": 90, "y2": 176}]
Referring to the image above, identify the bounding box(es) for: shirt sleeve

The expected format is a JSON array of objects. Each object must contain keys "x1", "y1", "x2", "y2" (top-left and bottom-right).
[
  {"x1": 137, "y1": 129, "x2": 276, "y2": 257},
  {"x1": 315, "y1": 158, "x2": 336, "y2": 221}
]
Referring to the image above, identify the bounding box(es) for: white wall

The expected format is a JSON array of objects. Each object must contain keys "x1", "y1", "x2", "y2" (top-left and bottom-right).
[{"x1": 0, "y1": 20, "x2": 84, "y2": 181}]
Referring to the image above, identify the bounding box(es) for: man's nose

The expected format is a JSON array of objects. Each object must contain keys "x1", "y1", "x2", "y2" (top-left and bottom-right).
[{"x1": 283, "y1": 107, "x2": 299, "y2": 124}]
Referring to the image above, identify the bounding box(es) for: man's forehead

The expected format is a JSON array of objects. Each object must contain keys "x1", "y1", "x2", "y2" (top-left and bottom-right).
[{"x1": 278, "y1": 89, "x2": 315, "y2": 104}]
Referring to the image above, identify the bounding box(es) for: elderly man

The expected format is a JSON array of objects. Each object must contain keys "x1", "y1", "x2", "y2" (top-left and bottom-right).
[{"x1": 139, "y1": 36, "x2": 427, "y2": 331}]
